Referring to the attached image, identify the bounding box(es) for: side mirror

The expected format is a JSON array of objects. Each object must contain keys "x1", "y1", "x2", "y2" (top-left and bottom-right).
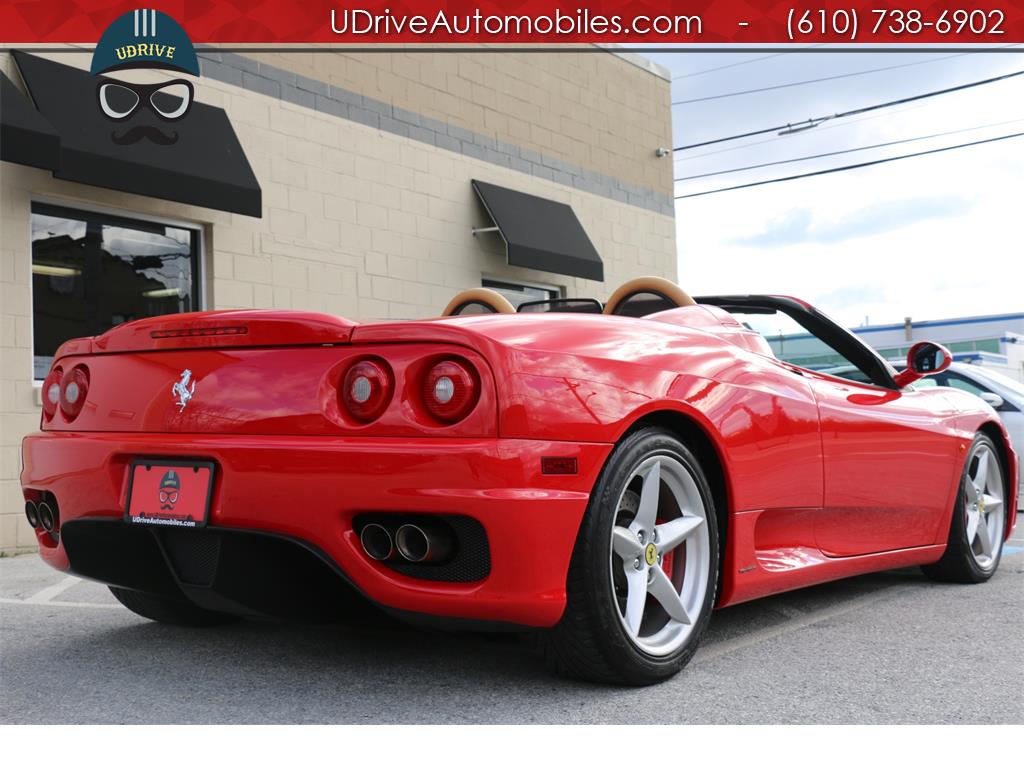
[
  {"x1": 980, "y1": 392, "x2": 1005, "y2": 410},
  {"x1": 893, "y1": 341, "x2": 952, "y2": 388}
]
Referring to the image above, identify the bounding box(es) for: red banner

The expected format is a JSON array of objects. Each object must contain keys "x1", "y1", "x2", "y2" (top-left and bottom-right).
[{"x1": 1, "y1": 0, "x2": 1023, "y2": 43}]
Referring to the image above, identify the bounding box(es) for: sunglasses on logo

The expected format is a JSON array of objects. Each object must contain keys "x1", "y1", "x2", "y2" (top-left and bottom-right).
[
  {"x1": 159, "y1": 489, "x2": 179, "y2": 503},
  {"x1": 97, "y1": 77, "x2": 194, "y2": 122}
]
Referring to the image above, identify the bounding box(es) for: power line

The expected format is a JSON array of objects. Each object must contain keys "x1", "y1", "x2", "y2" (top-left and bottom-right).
[
  {"x1": 674, "y1": 131, "x2": 1024, "y2": 199},
  {"x1": 672, "y1": 53, "x2": 967, "y2": 104},
  {"x1": 674, "y1": 117, "x2": 1024, "y2": 182},
  {"x1": 671, "y1": 47, "x2": 822, "y2": 80},
  {"x1": 673, "y1": 45, "x2": 1024, "y2": 161},
  {"x1": 675, "y1": 98, "x2": 938, "y2": 163},
  {"x1": 672, "y1": 68, "x2": 1024, "y2": 152}
]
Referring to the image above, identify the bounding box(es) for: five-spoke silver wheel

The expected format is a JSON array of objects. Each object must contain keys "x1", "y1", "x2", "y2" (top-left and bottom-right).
[
  {"x1": 923, "y1": 432, "x2": 1007, "y2": 585},
  {"x1": 964, "y1": 442, "x2": 1005, "y2": 571},
  {"x1": 609, "y1": 454, "x2": 711, "y2": 656}
]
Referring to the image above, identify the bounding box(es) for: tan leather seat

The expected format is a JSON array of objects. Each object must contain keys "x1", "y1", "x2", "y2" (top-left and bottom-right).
[
  {"x1": 441, "y1": 288, "x2": 516, "y2": 317},
  {"x1": 603, "y1": 276, "x2": 696, "y2": 316}
]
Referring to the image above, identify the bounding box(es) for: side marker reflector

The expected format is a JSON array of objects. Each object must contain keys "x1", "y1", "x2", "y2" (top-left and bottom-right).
[{"x1": 541, "y1": 457, "x2": 578, "y2": 475}]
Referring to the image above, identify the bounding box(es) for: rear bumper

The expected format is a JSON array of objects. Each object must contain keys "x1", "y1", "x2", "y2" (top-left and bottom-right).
[{"x1": 21, "y1": 431, "x2": 612, "y2": 627}]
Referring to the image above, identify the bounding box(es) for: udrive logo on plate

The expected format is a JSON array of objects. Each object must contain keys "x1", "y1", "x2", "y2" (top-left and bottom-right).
[
  {"x1": 158, "y1": 470, "x2": 181, "y2": 511},
  {"x1": 90, "y1": 9, "x2": 200, "y2": 146}
]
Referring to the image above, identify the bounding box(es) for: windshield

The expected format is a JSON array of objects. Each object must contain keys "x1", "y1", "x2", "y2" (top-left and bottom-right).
[
  {"x1": 724, "y1": 307, "x2": 879, "y2": 386},
  {"x1": 697, "y1": 295, "x2": 898, "y2": 389}
]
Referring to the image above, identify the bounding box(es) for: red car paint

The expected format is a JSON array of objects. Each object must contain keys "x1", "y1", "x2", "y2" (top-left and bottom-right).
[{"x1": 21, "y1": 303, "x2": 1019, "y2": 626}]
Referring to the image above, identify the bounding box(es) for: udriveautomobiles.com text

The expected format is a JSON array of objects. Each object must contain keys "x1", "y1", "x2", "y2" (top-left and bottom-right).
[{"x1": 330, "y1": 8, "x2": 704, "y2": 36}]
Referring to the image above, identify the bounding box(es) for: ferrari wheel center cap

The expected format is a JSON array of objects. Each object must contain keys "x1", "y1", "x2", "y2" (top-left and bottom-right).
[{"x1": 644, "y1": 542, "x2": 658, "y2": 566}]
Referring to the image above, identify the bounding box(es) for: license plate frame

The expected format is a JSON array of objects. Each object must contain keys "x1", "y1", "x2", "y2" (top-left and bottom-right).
[{"x1": 125, "y1": 459, "x2": 215, "y2": 528}]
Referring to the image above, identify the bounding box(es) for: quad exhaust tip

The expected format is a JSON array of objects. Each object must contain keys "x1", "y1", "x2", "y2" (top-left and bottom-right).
[
  {"x1": 395, "y1": 522, "x2": 454, "y2": 564},
  {"x1": 359, "y1": 522, "x2": 395, "y2": 561},
  {"x1": 37, "y1": 501, "x2": 56, "y2": 532},
  {"x1": 359, "y1": 520, "x2": 457, "y2": 564},
  {"x1": 24, "y1": 500, "x2": 39, "y2": 529}
]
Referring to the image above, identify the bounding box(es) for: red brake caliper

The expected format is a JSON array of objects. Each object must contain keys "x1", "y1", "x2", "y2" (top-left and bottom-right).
[{"x1": 657, "y1": 517, "x2": 678, "y2": 581}]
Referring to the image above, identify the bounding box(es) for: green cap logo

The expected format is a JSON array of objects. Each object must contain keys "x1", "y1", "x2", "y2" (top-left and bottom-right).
[{"x1": 90, "y1": 9, "x2": 199, "y2": 77}]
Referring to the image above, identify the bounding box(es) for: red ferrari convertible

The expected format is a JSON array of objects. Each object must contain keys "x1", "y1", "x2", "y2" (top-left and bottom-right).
[{"x1": 21, "y1": 277, "x2": 1018, "y2": 684}]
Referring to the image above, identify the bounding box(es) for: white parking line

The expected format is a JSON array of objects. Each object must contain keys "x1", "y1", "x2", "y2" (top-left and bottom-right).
[
  {"x1": 23, "y1": 575, "x2": 82, "y2": 604},
  {"x1": 0, "y1": 596, "x2": 120, "y2": 610}
]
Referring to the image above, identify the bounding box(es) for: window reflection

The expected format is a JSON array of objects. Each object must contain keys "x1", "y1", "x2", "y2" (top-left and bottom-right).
[
  {"x1": 481, "y1": 278, "x2": 559, "y2": 310},
  {"x1": 31, "y1": 203, "x2": 200, "y2": 379}
]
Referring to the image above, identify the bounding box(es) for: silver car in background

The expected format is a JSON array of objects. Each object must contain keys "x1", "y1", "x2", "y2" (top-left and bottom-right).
[{"x1": 915, "y1": 363, "x2": 1024, "y2": 503}]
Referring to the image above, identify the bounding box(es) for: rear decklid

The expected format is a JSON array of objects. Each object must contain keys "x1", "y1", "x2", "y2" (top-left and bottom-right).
[{"x1": 42, "y1": 310, "x2": 497, "y2": 437}]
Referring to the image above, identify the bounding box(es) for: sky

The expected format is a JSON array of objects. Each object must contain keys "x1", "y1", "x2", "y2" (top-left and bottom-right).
[{"x1": 642, "y1": 47, "x2": 1023, "y2": 328}]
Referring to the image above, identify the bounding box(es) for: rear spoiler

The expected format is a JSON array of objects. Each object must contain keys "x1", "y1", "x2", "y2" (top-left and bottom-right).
[
  {"x1": 52, "y1": 311, "x2": 508, "y2": 366},
  {"x1": 53, "y1": 310, "x2": 360, "y2": 361}
]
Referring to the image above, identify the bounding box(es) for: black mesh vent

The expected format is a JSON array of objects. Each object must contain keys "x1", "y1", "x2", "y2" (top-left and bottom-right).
[
  {"x1": 357, "y1": 515, "x2": 491, "y2": 583},
  {"x1": 158, "y1": 528, "x2": 222, "y2": 586}
]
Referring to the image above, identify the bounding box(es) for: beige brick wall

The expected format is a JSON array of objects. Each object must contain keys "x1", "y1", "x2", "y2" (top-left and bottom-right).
[
  {"x1": 0, "y1": 47, "x2": 675, "y2": 552},
  {"x1": 246, "y1": 47, "x2": 673, "y2": 196}
]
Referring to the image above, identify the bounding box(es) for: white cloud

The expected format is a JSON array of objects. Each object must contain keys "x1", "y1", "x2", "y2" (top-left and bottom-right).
[{"x1": 645, "y1": 48, "x2": 1024, "y2": 327}]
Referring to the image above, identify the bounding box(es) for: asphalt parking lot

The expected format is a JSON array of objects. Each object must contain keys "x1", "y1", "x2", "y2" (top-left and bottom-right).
[{"x1": 2, "y1": 537, "x2": 1022, "y2": 725}]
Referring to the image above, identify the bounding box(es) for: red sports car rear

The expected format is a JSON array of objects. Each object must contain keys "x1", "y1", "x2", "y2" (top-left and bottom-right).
[{"x1": 21, "y1": 285, "x2": 1018, "y2": 684}]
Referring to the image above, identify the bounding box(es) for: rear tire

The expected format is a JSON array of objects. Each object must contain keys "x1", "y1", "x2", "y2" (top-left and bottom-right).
[
  {"x1": 109, "y1": 586, "x2": 236, "y2": 626},
  {"x1": 545, "y1": 427, "x2": 719, "y2": 685},
  {"x1": 922, "y1": 433, "x2": 1007, "y2": 584}
]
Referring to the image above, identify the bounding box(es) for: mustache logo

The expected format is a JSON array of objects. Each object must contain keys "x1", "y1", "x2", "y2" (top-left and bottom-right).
[
  {"x1": 161, "y1": 503, "x2": 175, "y2": 510},
  {"x1": 111, "y1": 125, "x2": 179, "y2": 145}
]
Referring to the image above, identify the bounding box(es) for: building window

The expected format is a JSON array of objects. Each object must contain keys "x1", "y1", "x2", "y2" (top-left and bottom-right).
[
  {"x1": 31, "y1": 203, "x2": 201, "y2": 379},
  {"x1": 482, "y1": 278, "x2": 559, "y2": 310}
]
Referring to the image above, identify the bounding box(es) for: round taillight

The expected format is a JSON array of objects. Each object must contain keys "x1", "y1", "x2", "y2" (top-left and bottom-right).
[
  {"x1": 423, "y1": 359, "x2": 479, "y2": 423},
  {"x1": 60, "y1": 365, "x2": 89, "y2": 420},
  {"x1": 41, "y1": 367, "x2": 63, "y2": 419},
  {"x1": 342, "y1": 359, "x2": 393, "y2": 422}
]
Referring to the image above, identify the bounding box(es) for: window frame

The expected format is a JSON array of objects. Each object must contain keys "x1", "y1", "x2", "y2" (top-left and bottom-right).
[
  {"x1": 935, "y1": 371, "x2": 991, "y2": 398},
  {"x1": 696, "y1": 295, "x2": 899, "y2": 390},
  {"x1": 916, "y1": 370, "x2": 1021, "y2": 412},
  {"x1": 28, "y1": 198, "x2": 207, "y2": 383}
]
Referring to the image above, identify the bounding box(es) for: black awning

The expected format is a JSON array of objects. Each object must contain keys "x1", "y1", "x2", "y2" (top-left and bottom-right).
[
  {"x1": 1, "y1": 69, "x2": 60, "y2": 172},
  {"x1": 472, "y1": 179, "x2": 603, "y2": 282},
  {"x1": 12, "y1": 52, "x2": 260, "y2": 217}
]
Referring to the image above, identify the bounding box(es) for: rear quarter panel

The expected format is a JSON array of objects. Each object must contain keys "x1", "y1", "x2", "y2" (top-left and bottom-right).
[{"x1": 456, "y1": 313, "x2": 825, "y2": 514}]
